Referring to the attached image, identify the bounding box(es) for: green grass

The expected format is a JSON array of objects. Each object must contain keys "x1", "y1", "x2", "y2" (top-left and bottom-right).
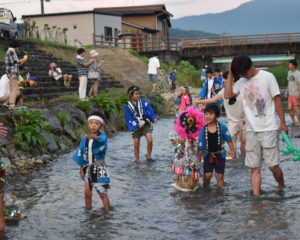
[
  {"x1": 22, "y1": 37, "x2": 76, "y2": 49},
  {"x1": 0, "y1": 45, "x2": 5, "y2": 62},
  {"x1": 267, "y1": 63, "x2": 289, "y2": 87}
]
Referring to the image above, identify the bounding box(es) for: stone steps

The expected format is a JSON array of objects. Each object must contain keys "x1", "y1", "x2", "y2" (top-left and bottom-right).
[{"x1": 0, "y1": 39, "x2": 124, "y2": 100}]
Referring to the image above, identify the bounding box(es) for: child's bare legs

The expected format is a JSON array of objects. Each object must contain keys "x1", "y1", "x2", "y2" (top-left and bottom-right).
[
  {"x1": 145, "y1": 132, "x2": 153, "y2": 159},
  {"x1": 203, "y1": 172, "x2": 213, "y2": 187},
  {"x1": 215, "y1": 173, "x2": 224, "y2": 187},
  {"x1": 288, "y1": 103, "x2": 295, "y2": 124},
  {"x1": 133, "y1": 138, "x2": 140, "y2": 162},
  {"x1": 98, "y1": 192, "x2": 110, "y2": 211},
  {"x1": 84, "y1": 182, "x2": 92, "y2": 209},
  {"x1": 240, "y1": 130, "x2": 246, "y2": 159}
]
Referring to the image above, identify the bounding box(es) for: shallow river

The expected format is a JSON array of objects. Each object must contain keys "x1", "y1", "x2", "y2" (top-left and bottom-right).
[{"x1": 4, "y1": 118, "x2": 300, "y2": 240}]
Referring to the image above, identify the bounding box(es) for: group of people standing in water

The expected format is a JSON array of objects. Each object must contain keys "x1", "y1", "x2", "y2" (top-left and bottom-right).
[{"x1": 73, "y1": 55, "x2": 293, "y2": 212}]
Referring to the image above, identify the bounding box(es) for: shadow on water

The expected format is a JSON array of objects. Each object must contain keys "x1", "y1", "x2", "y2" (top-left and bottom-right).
[{"x1": 3, "y1": 118, "x2": 300, "y2": 239}]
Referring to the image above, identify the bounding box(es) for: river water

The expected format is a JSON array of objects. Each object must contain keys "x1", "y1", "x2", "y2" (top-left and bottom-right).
[{"x1": 4, "y1": 118, "x2": 300, "y2": 240}]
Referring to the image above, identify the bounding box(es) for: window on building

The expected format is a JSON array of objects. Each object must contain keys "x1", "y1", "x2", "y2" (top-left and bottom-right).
[{"x1": 104, "y1": 26, "x2": 112, "y2": 41}]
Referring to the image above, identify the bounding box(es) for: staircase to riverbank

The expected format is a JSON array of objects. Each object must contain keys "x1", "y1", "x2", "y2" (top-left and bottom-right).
[{"x1": 0, "y1": 40, "x2": 124, "y2": 100}]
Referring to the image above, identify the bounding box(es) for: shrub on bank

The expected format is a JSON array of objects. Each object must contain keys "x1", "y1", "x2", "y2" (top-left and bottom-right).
[{"x1": 13, "y1": 110, "x2": 49, "y2": 151}]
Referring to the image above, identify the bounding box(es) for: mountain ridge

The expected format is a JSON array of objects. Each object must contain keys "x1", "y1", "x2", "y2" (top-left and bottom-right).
[{"x1": 171, "y1": 0, "x2": 300, "y2": 35}]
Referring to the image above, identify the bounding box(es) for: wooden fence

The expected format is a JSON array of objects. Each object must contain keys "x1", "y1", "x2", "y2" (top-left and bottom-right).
[
  {"x1": 93, "y1": 32, "x2": 300, "y2": 51},
  {"x1": 93, "y1": 34, "x2": 180, "y2": 51}
]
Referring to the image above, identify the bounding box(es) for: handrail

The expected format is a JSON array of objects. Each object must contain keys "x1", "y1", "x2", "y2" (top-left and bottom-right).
[{"x1": 92, "y1": 32, "x2": 300, "y2": 51}]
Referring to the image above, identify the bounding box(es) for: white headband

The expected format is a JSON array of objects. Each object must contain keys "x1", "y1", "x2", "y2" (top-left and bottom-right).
[{"x1": 88, "y1": 115, "x2": 104, "y2": 124}]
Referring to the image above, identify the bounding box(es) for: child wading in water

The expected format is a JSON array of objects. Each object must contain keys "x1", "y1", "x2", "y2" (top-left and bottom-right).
[
  {"x1": 197, "y1": 104, "x2": 236, "y2": 187},
  {"x1": 73, "y1": 112, "x2": 110, "y2": 211},
  {"x1": 124, "y1": 86, "x2": 157, "y2": 162}
]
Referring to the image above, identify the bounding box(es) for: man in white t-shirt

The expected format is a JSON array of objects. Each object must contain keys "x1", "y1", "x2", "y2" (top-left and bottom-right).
[
  {"x1": 197, "y1": 71, "x2": 246, "y2": 159},
  {"x1": 0, "y1": 74, "x2": 10, "y2": 104},
  {"x1": 225, "y1": 56, "x2": 287, "y2": 196},
  {"x1": 285, "y1": 60, "x2": 300, "y2": 126},
  {"x1": 147, "y1": 53, "x2": 162, "y2": 93}
]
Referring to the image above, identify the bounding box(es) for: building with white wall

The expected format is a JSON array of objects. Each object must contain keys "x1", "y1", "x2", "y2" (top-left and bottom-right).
[{"x1": 22, "y1": 10, "x2": 122, "y2": 46}]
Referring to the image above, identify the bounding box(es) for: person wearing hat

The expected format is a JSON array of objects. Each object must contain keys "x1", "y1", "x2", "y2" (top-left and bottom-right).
[
  {"x1": 175, "y1": 86, "x2": 193, "y2": 111},
  {"x1": 49, "y1": 62, "x2": 73, "y2": 87},
  {"x1": 88, "y1": 50, "x2": 104, "y2": 97},
  {"x1": 124, "y1": 86, "x2": 158, "y2": 162}
]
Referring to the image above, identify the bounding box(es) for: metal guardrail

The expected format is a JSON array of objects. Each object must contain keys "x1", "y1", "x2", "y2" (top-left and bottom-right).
[{"x1": 93, "y1": 32, "x2": 300, "y2": 51}]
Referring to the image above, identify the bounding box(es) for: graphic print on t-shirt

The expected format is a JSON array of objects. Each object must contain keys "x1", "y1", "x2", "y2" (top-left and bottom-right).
[
  {"x1": 289, "y1": 74, "x2": 296, "y2": 82},
  {"x1": 242, "y1": 83, "x2": 266, "y2": 118}
]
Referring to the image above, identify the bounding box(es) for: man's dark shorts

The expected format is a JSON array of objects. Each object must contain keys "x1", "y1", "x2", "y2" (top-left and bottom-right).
[
  {"x1": 132, "y1": 124, "x2": 152, "y2": 139},
  {"x1": 149, "y1": 74, "x2": 158, "y2": 83},
  {"x1": 204, "y1": 155, "x2": 226, "y2": 175}
]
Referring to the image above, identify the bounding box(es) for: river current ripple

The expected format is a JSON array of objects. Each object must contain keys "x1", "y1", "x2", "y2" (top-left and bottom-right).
[{"x1": 4, "y1": 118, "x2": 300, "y2": 240}]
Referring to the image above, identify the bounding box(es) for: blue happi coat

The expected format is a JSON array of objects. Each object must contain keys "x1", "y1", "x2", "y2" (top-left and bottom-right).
[
  {"x1": 197, "y1": 122, "x2": 232, "y2": 158},
  {"x1": 124, "y1": 98, "x2": 157, "y2": 131},
  {"x1": 198, "y1": 77, "x2": 223, "y2": 99},
  {"x1": 72, "y1": 134, "x2": 107, "y2": 167}
]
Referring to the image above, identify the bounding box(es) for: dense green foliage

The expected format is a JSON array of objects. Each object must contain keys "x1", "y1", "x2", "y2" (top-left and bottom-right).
[
  {"x1": 75, "y1": 100, "x2": 91, "y2": 113},
  {"x1": 161, "y1": 60, "x2": 202, "y2": 88},
  {"x1": 0, "y1": 45, "x2": 5, "y2": 62},
  {"x1": 56, "y1": 112, "x2": 68, "y2": 127},
  {"x1": 128, "y1": 50, "x2": 202, "y2": 88},
  {"x1": 13, "y1": 110, "x2": 49, "y2": 151},
  {"x1": 267, "y1": 64, "x2": 289, "y2": 87}
]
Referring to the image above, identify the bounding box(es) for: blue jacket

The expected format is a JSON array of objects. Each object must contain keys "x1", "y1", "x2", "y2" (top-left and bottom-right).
[
  {"x1": 198, "y1": 77, "x2": 223, "y2": 99},
  {"x1": 169, "y1": 71, "x2": 176, "y2": 82},
  {"x1": 198, "y1": 122, "x2": 232, "y2": 158},
  {"x1": 174, "y1": 94, "x2": 193, "y2": 106},
  {"x1": 72, "y1": 134, "x2": 107, "y2": 167},
  {"x1": 124, "y1": 98, "x2": 157, "y2": 131}
]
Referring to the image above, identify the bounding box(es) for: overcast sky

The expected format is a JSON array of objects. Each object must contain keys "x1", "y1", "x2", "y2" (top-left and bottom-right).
[{"x1": 3, "y1": 0, "x2": 251, "y2": 20}]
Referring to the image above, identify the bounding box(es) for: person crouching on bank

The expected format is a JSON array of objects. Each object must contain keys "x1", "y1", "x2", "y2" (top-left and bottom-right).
[{"x1": 124, "y1": 86, "x2": 158, "y2": 163}]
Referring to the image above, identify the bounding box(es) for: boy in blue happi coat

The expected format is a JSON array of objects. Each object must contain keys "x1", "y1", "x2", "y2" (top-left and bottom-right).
[
  {"x1": 73, "y1": 112, "x2": 110, "y2": 211},
  {"x1": 124, "y1": 86, "x2": 158, "y2": 162}
]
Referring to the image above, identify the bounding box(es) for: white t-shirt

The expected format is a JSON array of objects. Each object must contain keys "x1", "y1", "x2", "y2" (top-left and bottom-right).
[
  {"x1": 218, "y1": 89, "x2": 244, "y2": 123},
  {"x1": 287, "y1": 70, "x2": 300, "y2": 96},
  {"x1": 0, "y1": 74, "x2": 10, "y2": 97},
  {"x1": 233, "y1": 70, "x2": 280, "y2": 132},
  {"x1": 207, "y1": 78, "x2": 214, "y2": 98},
  {"x1": 49, "y1": 67, "x2": 62, "y2": 80},
  {"x1": 148, "y1": 57, "x2": 160, "y2": 74}
]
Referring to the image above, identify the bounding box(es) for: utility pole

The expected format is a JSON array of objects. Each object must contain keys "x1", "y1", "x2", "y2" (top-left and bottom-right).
[
  {"x1": 41, "y1": 0, "x2": 50, "y2": 14},
  {"x1": 41, "y1": 0, "x2": 44, "y2": 14}
]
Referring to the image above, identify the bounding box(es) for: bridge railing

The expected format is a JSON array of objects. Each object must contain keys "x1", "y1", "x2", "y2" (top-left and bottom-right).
[
  {"x1": 93, "y1": 33, "x2": 180, "y2": 51},
  {"x1": 181, "y1": 32, "x2": 300, "y2": 48}
]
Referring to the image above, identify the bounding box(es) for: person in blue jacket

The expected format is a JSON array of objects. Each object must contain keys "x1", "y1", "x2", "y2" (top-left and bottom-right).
[
  {"x1": 199, "y1": 69, "x2": 224, "y2": 108},
  {"x1": 197, "y1": 104, "x2": 235, "y2": 187},
  {"x1": 124, "y1": 86, "x2": 158, "y2": 162},
  {"x1": 73, "y1": 112, "x2": 110, "y2": 211}
]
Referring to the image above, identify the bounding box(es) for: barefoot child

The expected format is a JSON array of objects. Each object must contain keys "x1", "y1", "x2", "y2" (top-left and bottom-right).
[
  {"x1": 124, "y1": 86, "x2": 157, "y2": 162},
  {"x1": 197, "y1": 104, "x2": 236, "y2": 187},
  {"x1": 73, "y1": 113, "x2": 110, "y2": 211}
]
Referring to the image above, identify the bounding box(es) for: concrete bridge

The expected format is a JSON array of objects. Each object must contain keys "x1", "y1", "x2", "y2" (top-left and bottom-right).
[
  {"x1": 100, "y1": 32, "x2": 300, "y2": 64},
  {"x1": 178, "y1": 32, "x2": 300, "y2": 58}
]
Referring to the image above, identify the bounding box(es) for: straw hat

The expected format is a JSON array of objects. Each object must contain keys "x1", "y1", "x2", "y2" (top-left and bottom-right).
[
  {"x1": 89, "y1": 50, "x2": 99, "y2": 58},
  {"x1": 50, "y1": 62, "x2": 57, "y2": 68}
]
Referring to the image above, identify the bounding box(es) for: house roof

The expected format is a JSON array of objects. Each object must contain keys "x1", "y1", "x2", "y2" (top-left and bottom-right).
[
  {"x1": 22, "y1": 10, "x2": 121, "y2": 19},
  {"x1": 122, "y1": 20, "x2": 157, "y2": 33},
  {"x1": 95, "y1": 4, "x2": 173, "y2": 17}
]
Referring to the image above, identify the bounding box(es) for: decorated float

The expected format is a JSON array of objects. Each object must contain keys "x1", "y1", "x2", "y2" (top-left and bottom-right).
[{"x1": 170, "y1": 107, "x2": 205, "y2": 191}]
